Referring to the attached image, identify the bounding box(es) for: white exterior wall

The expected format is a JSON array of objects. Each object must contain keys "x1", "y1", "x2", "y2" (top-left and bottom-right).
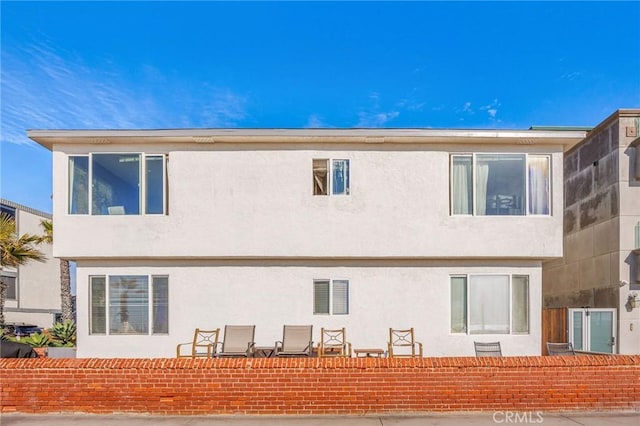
[
  {"x1": 51, "y1": 143, "x2": 565, "y2": 260},
  {"x1": 31, "y1": 130, "x2": 579, "y2": 358},
  {"x1": 4, "y1": 207, "x2": 60, "y2": 327},
  {"x1": 75, "y1": 260, "x2": 542, "y2": 358}
]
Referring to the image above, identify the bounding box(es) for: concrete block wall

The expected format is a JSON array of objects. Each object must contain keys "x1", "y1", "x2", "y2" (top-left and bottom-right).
[{"x1": 1, "y1": 356, "x2": 638, "y2": 415}]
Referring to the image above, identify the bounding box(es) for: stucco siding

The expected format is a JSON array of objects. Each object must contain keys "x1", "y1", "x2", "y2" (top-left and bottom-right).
[
  {"x1": 52, "y1": 144, "x2": 564, "y2": 260},
  {"x1": 75, "y1": 260, "x2": 542, "y2": 358}
]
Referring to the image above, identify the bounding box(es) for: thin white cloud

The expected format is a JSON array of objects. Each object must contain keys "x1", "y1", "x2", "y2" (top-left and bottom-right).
[
  {"x1": 355, "y1": 92, "x2": 400, "y2": 127},
  {"x1": 458, "y1": 99, "x2": 500, "y2": 121},
  {"x1": 357, "y1": 111, "x2": 400, "y2": 127},
  {"x1": 479, "y1": 99, "x2": 500, "y2": 120},
  {"x1": 305, "y1": 114, "x2": 327, "y2": 128},
  {"x1": 1, "y1": 40, "x2": 250, "y2": 145}
]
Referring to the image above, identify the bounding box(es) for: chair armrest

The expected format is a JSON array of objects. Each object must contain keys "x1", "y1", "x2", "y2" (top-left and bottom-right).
[
  {"x1": 246, "y1": 341, "x2": 256, "y2": 357},
  {"x1": 274, "y1": 341, "x2": 283, "y2": 352},
  {"x1": 387, "y1": 342, "x2": 393, "y2": 358},
  {"x1": 414, "y1": 342, "x2": 423, "y2": 357},
  {"x1": 345, "y1": 342, "x2": 353, "y2": 357},
  {"x1": 176, "y1": 342, "x2": 191, "y2": 358}
]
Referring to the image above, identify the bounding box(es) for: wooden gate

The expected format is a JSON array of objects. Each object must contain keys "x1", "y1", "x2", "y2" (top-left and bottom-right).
[{"x1": 541, "y1": 308, "x2": 567, "y2": 355}]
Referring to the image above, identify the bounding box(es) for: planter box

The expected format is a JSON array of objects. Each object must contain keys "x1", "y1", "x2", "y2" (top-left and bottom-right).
[{"x1": 47, "y1": 347, "x2": 76, "y2": 358}]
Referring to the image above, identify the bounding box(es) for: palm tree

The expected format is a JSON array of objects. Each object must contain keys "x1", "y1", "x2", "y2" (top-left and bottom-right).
[
  {"x1": 0, "y1": 213, "x2": 46, "y2": 326},
  {"x1": 40, "y1": 220, "x2": 73, "y2": 323}
]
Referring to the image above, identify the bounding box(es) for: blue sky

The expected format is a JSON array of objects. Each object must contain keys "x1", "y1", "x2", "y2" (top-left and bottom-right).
[{"x1": 1, "y1": 1, "x2": 639, "y2": 214}]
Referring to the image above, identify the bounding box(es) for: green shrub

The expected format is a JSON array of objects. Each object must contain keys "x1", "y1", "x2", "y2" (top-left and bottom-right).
[
  {"x1": 22, "y1": 332, "x2": 51, "y2": 347},
  {"x1": 49, "y1": 321, "x2": 76, "y2": 347}
]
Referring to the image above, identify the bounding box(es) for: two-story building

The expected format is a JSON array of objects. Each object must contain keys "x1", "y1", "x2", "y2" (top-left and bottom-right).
[
  {"x1": 1, "y1": 198, "x2": 61, "y2": 328},
  {"x1": 28, "y1": 126, "x2": 586, "y2": 358}
]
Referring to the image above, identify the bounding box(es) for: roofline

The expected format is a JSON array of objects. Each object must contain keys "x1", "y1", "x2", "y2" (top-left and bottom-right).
[
  {"x1": 27, "y1": 127, "x2": 587, "y2": 151},
  {"x1": 0, "y1": 198, "x2": 52, "y2": 219}
]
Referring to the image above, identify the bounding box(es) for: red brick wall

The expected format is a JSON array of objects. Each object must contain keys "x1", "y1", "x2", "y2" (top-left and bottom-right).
[{"x1": 1, "y1": 356, "x2": 639, "y2": 415}]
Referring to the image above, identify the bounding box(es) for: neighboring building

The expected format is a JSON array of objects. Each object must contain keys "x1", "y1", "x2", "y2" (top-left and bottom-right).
[
  {"x1": 28, "y1": 126, "x2": 587, "y2": 358},
  {"x1": 1, "y1": 199, "x2": 61, "y2": 328},
  {"x1": 542, "y1": 109, "x2": 640, "y2": 355}
]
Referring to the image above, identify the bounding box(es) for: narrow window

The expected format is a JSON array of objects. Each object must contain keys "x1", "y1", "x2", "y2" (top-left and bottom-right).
[
  {"x1": 90, "y1": 276, "x2": 106, "y2": 334},
  {"x1": 152, "y1": 276, "x2": 169, "y2": 334},
  {"x1": 109, "y1": 275, "x2": 149, "y2": 334},
  {"x1": 332, "y1": 159, "x2": 350, "y2": 195},
  {"x1": 451, "y1": 155, "x2": 472, "y2": 214},
  {"x1": 512, "y1": 275, "x2": 529, "y2": 333},
  {"x1": 527, "y1": 155, "x2": 550, "y2": 215},
  {"x1": 313, "y1": 159, "x2": 328, "y2": 195},
  {"x1": 92, "y1": 154, "x2": 141, "y2": 215},
  {"x1": 145, "y1": 155, "x2": 165, "y2": 214},
  {"x1": 476, "y1": 154, "x2": 525, "y2": 216},
  {"x1": 450, "y1": 276, "x2": 467, "y2": 333},
  {"x1": 69, "y1": 156, "x2": 89, "y2": 214},
  {"x1": 2, "y1": 276, "x2": 17, "y2": 301},
  {"x1": 313, "y1": 280, "x2": 330, "y2": 314},
  {"x1": 332, "y1": 279, "x2": 349, "y2": 315},
  {"x1": 469, "y1": 275, "x2": 510, "y2": 334}
]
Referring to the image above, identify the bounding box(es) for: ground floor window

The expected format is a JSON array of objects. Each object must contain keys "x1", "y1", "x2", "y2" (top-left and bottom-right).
[
  {"x1": 90, "y1": 275, "x2": 168, "y2": 335},
  {"x1": 451, "y1": 274, "x2": 529, "y2": 334},
  {"x1": 313, "y1": 279, "x2": 349, "y2": 315}
]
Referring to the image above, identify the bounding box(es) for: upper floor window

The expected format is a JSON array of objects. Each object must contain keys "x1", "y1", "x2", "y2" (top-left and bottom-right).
[
  {"x1": 69, "y1": 153, "x2": 166, "y2": 215},
  {"x1": 451, "y1": 154, "x2": 550, "y2": 216},
  {"x1": 313, "y1": 159, "x2": 350, "y2": 195},
  {"x1": 313, "y1": 279, "x2": 349, "y2": 315},
  {"x1": 1, "y1": 275, "x2": 17, "y2": 301}
]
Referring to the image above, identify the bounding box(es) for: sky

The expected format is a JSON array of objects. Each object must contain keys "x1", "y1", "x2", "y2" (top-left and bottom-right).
[{"x1": 1, "y1": 1, "x2": 639, "y2": 214}]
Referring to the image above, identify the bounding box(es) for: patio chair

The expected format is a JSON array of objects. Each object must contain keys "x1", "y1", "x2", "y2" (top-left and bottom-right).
[
  {"x1": 388, "y1": 327, "x2": 423, "y2": 358},
  {"x1": 275, "y1": 325, "x2": 313, "y2": 357},
  {"x1": 474, "y1": 341, "x2": 502, "y2": 357},
  {"x1": 176, "y1": 328, "x2": 220, "y2": 358},
  {"x1": 546, "y1": 342, "x2": 575, "y2": 356},
  {"x1": 217, "y1": 325, "x2": 256, "y2": 357},
  {"x1": 317, "y1": 327, "x2": 352, "y2": 358}
]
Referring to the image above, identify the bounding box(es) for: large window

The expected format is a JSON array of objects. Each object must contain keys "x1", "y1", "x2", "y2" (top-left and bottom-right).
[
  {"x1": 313, "y1": 279, "x2": 349, "y2": 315},
  {"x1": 89, "y1": 275, "x2": 169, "y2": 335},
  {"x1": 69, "y1": 153, "x2": 166, "y2": 215},
  {"x1": 451, "y1": 154, "x2": 550, "y2": 216},
  {"x1": 450, "y1": 274, "x2": 529, "y2": 335},
  {"x1": 313, "y1": 159, "x2": 350, "y2": 195}
]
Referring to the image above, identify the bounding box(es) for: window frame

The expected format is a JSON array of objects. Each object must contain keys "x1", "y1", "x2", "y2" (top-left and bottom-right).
[
  {"x1": 1, "y1": 273, "x2": 18, "y2": 301},
  {"x1": 68, "y1": 153, "x2": 167, "y2": 216},
  {"x1": 450, "y1": 153, "x2": 551, "y2": 216},
  {"x1": 313, "y1": 278, "x2": 350, "y2": 315},
  {"x1": 88, "y1": 274, "x2": 169, "y2": 335},
  {"x1": 450, "y1": 273, "x2": 530, "y2": 335},
  {"x1": 312, "y1": 158, "x2": 350, "y2": 196}
]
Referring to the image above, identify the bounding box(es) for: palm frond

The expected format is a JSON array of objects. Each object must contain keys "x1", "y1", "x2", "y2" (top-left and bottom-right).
[{"x1": 0, "y1": 214, "x2": 46, "y2": 267}]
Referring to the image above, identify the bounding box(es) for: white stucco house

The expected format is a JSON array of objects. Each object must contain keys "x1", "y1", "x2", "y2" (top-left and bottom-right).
[
  {"x1": 28, "y1": 126, "x2": 587, "y2": 358},
  {"x1": 1, "y1": 199, "x2": 61, "y2": 328}
]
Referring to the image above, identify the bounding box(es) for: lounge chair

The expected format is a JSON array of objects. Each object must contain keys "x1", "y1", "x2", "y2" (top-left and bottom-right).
[
  {"x1": 275, "y1": 325, "x2": 313, "y2": 357},
  {"x1": 317, "y1": 327, "x2": 352, "y2": 358},
  {"x1": 546, "y1": 342, "x2": 575, "y2": 356},
  {"x1": 217, "y1": 325, "x2": 256, "y2": 357},
  {"x1": 474, "y1": 341, "x2": 502, "y2": 357},
  {"x1": 388, "y1": 327, "x2": 423, "y2": 358},
  {"x1": 176, "y1": 328, "x2": 220, "y2": 358}
]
